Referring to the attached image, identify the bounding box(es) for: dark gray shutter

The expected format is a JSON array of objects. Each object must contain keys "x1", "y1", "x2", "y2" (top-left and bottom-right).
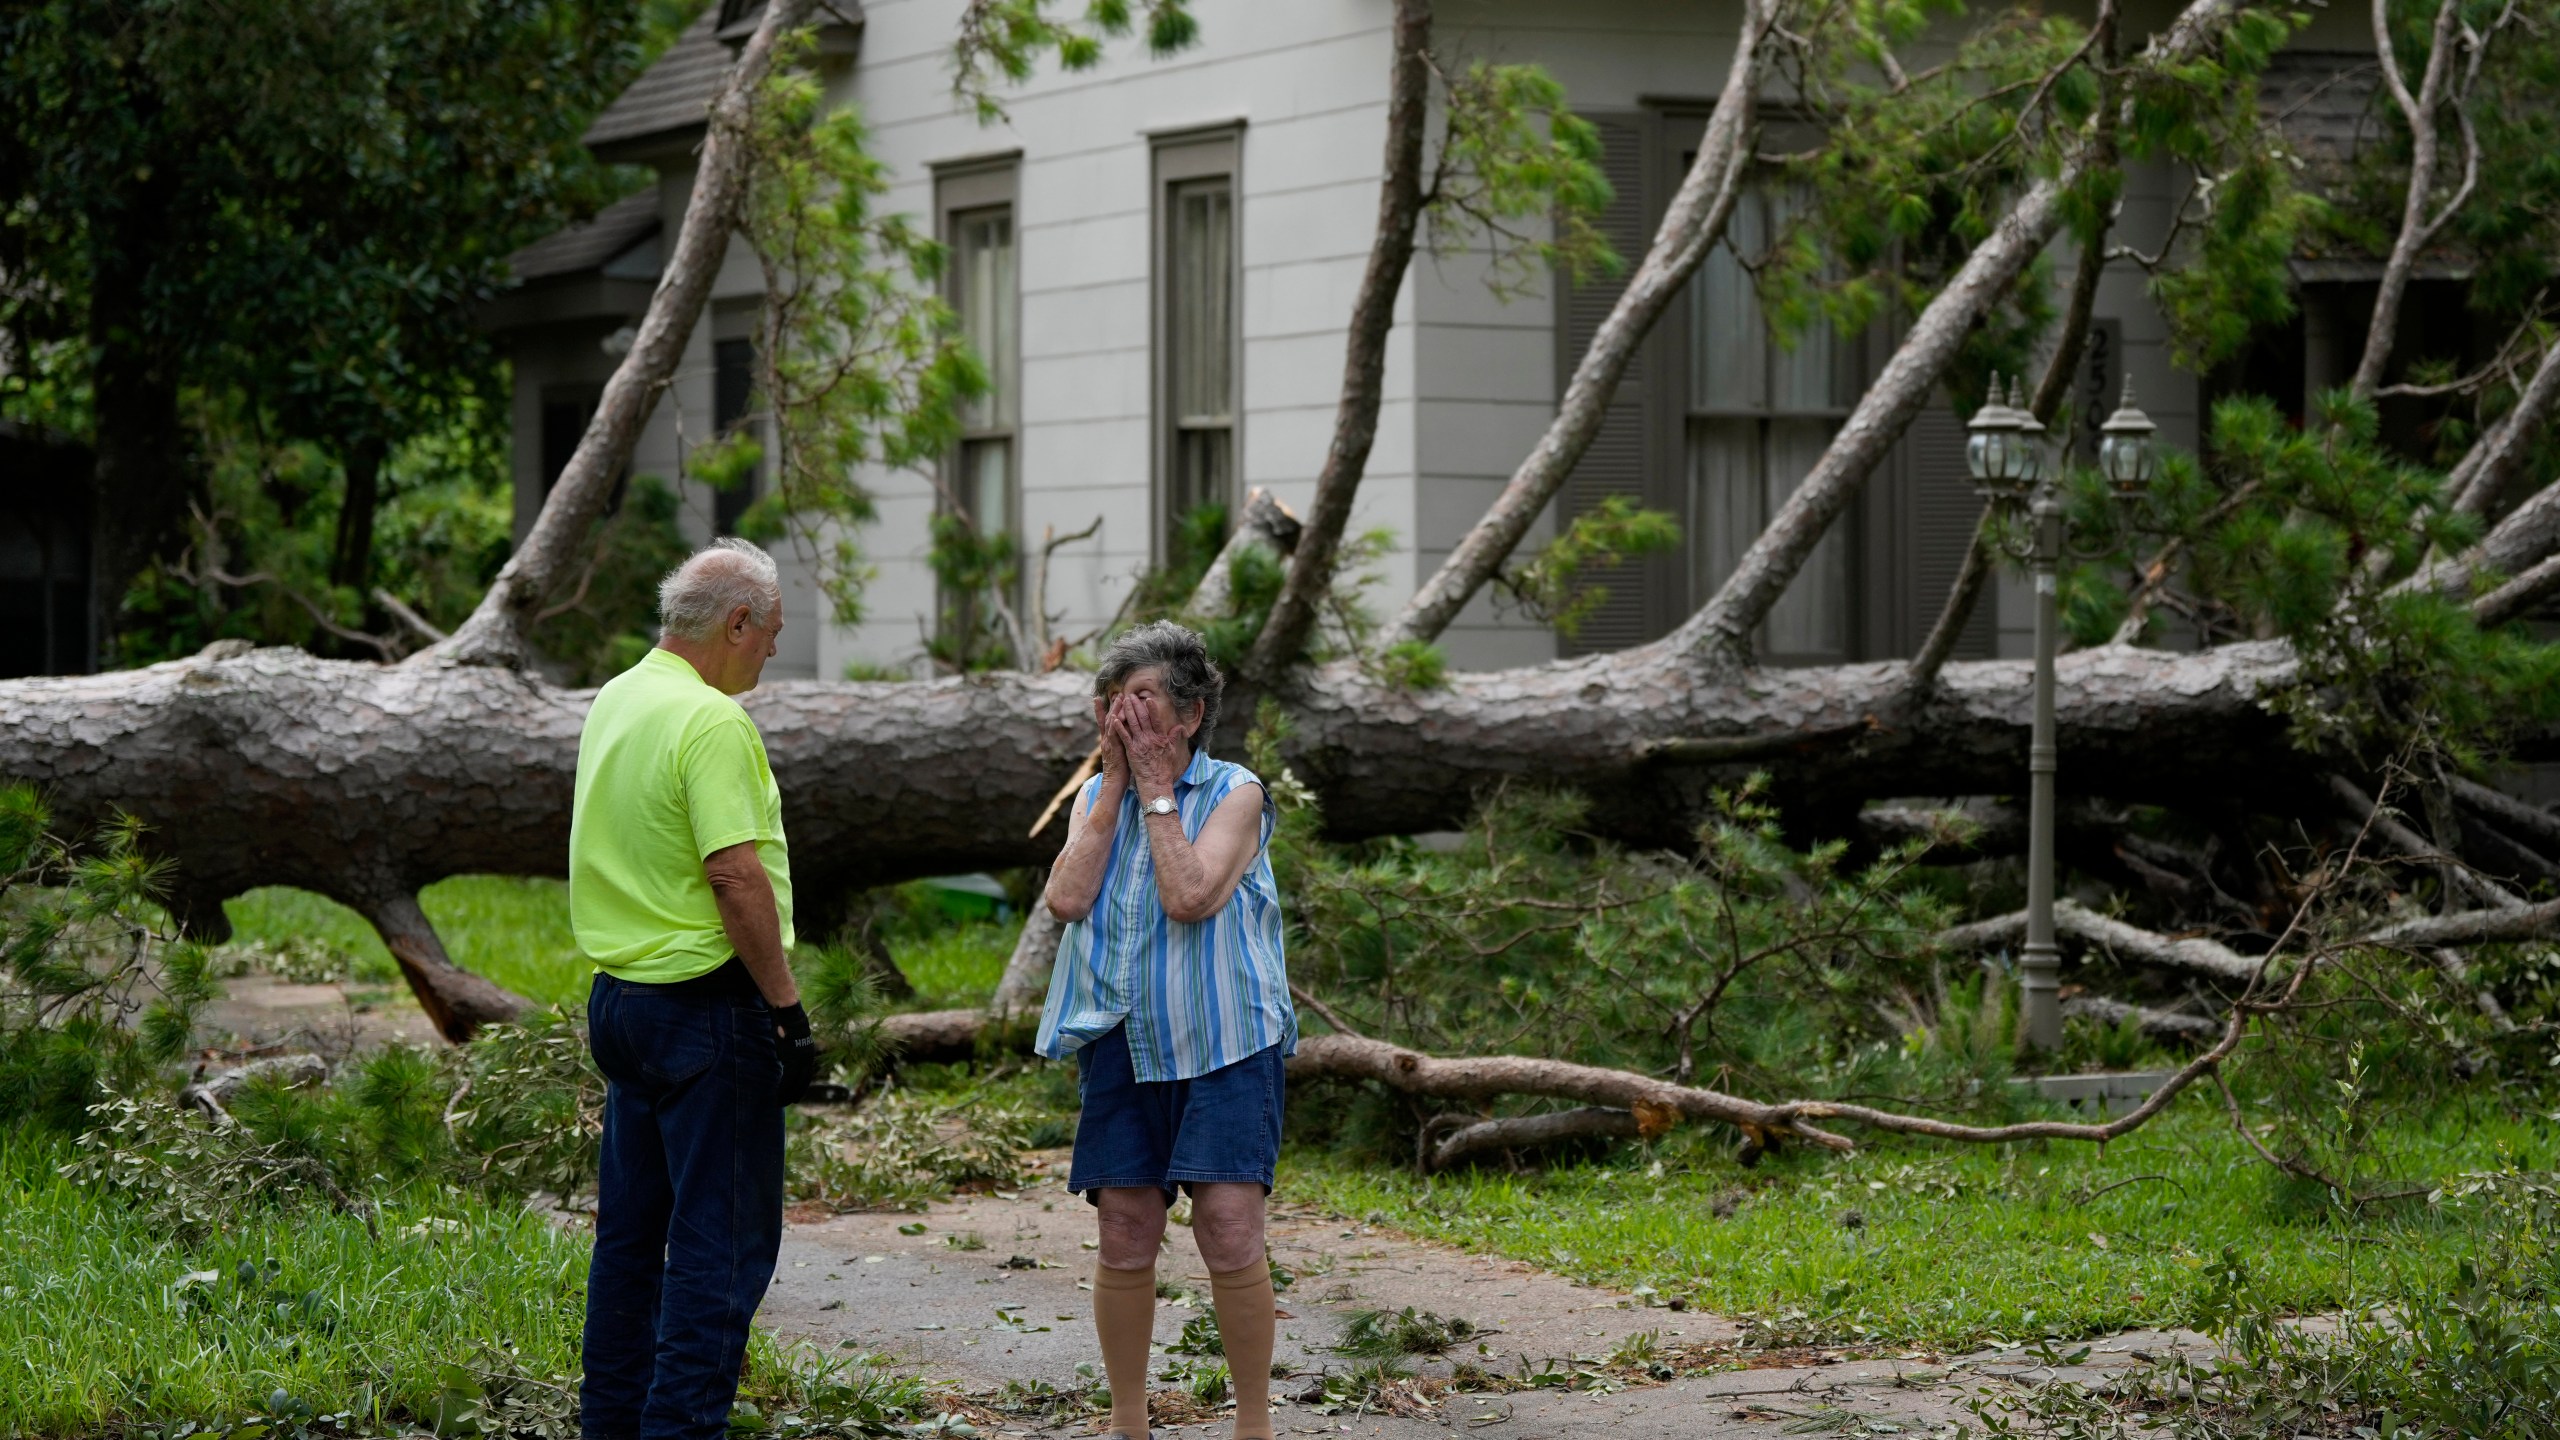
[
  {"x1": 1881, "y1": 399, "x2": 1995, "y2": 660},
  {"x1": 1555, "y1": 115, "x2": 1667, "y2": 656}
]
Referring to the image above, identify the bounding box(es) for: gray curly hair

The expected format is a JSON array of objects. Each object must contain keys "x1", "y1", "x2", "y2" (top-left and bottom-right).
[
  {"x1": 657, "y1": 538, "x2": 781, "y2": 642},
  {"x1": 1094, "y1": 620, "x2": 1223, "y2": 754}
]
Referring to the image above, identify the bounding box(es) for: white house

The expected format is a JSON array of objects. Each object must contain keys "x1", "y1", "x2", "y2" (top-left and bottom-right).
[{"x1": 482, "y1": 0, "x2": 2406, "y2": 683}]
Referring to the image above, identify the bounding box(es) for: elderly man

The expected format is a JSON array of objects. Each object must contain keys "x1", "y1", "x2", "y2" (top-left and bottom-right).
[
  {"x1": 1040, "y1": 620, "x2": 1296, "y2": 1440},
  {"x1": 570, "y1": 537, "x2": 819, "y2": 1440}
]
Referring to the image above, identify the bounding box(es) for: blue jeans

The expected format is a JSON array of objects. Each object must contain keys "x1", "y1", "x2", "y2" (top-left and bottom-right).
[{"x1": 581, "y1": 963, "x2": 783, "y2": 1440}]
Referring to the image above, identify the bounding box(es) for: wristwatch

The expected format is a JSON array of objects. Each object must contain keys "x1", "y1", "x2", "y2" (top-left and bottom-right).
[{"x1": 1144, "y1": 794, "x2": 1178, "y2": 817}]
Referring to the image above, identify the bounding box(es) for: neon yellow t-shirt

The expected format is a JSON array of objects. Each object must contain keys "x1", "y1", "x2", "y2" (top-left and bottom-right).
[{"x1": 569, "y1": 646, "x2": 794, "y2": 982}]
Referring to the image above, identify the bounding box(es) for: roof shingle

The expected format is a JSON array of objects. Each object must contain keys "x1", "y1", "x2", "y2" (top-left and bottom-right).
[
  {"x1": 507, "y1": 188, "x2": 662, "y2": 282},
  {"x1": 584, "y1": 9, "x2": 726, "y2": 154}
]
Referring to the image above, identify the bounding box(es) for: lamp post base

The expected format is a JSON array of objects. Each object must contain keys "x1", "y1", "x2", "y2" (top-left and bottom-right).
[{"x1": 2020, "y1": 943, "x2": 2063, "y2": 1054}]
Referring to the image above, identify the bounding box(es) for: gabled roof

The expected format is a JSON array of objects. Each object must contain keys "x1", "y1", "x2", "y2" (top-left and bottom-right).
[
  {"x1": 2259, "y1": 51, "x2": 2471, "y2": 281},
  {"x1": 2261, "y1": 50, "x2": 2385, "y2": 197},
  {"x1": 507, "y1": 188, "x2": 662, "y2": 282},
  {"x1": 583, "y1": 8, "x2": 728, "y2": 159},
  {"x1": 582, "y1": 2, "x2": 864, "y2": 161}
]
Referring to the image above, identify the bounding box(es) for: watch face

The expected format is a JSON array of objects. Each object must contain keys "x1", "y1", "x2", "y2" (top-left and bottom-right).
[{"x1": 1149, "y1": 796, "x2": 1177, "y2": 814}]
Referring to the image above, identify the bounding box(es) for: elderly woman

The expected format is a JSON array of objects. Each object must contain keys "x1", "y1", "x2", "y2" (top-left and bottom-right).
[{"x1": 1038, "y1": 620, "x2": 1295, "y2": 1440}]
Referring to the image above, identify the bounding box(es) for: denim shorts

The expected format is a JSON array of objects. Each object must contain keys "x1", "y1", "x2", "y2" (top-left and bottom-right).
[{"x1": 1068, "y1": 1023, "x2": 1285, "y2": 1204}]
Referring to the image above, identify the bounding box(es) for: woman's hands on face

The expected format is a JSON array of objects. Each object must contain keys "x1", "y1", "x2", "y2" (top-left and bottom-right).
[
  {"x1": 1092, "y1": 693, "x2": 1131, "y2": 784},
  {"x1": 1110, "y1": 693, "x2": 1188, "y2": 799}
]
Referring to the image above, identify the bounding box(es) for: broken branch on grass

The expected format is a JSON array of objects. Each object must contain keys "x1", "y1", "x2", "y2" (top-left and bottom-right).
[{"x1": 1937, "y1": 900, "x2": 2260, "y2": 983}]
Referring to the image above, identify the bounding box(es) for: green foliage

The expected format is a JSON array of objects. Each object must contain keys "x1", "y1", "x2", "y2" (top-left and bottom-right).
[
  {"x1": 1129, "y1": 502, "x2": 1233, "y2": 626},
  {"x1": 796, "y1": 941, "x2": 895, "y2": 1081},
  {"x1": 113, "y1": 391, "x2": 522, "y2": 666},
  {"x1": 64, "y1": 1012, "x2": 605, "y2": 1232},
  {"x1": 1427, "y1": 62, "x2": 1621, "y2": 295},
  {"x1": 924, "y1": 510, "x2": 1022, "y2": 673},
  {"x1": 1284, "y1": 778, "x2": 1968, "y2": 1128},
  {"x1": 1368, "y1": 639, "x2": 1449, "y2": 691},
  {"x1": 2149, "y1": 149, "x2": 2322, "y2": 371},
  {"x1": 526, "y1": 475, "x2": 696, "y2": 683},
  {"x1": 1336, "y1": 1306, "x2": 1480, "y2": 1358},
  {"x1": 0, "y1": 794, "x2": 214, "y2": 1136},
  {"x1": 740, "y1": 56, "x2": 984, "y2": 631},
  {"x1": 950, "y1": 0, "x2": 1202, "y2": 122},
  {"x1": 1496, "y1": 495, "x2": 1682, "y2": 640},
  {"x1": 2068, "y1": 392, "x2": 2560, "y2": 771},
  {"x1": 785, "y1": 1088, "x2": 1035, "y2": 1212},
  {"x1": 0, "y1": 0, "x2": 649, "y2": 634}
]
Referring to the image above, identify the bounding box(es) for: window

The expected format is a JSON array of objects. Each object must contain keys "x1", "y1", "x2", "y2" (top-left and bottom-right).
[
  {"x1": 540, "y1": 386, "x2": 626, "y2": 514},
  {"x1": 712, "y1": 336, "x2": 757, "y2": 535},
  {"x1": 935, "y1": 157, "x2": 1020, "y2": 656},
  {"x1": 1686, "y1": 188, "x2": 1861, "y2": 663},
  {"x1": 1154, "y1": 129, "x2": 1240, "y2": 559},
  {"x1": 951, "y1": 204, "x2": 1017, "y2": 542}
]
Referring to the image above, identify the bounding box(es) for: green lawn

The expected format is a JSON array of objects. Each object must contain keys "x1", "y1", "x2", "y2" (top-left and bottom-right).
[
  {"x1": 225, "y1": 878, "x2": 1023, "y2": 1014},
  {"x1": 0, "y1": 1133, "x2": 938, "y2": 1436},
  {"x1": 227, "y1": 876, "x2": 590, "y2": 1007},
  {"x1": 891, "y1": 915, "x2": 1020, "y2": 1009},
  {"x1": 1286, "y1": 1105, "x2": 2540, "y2": 1351},
  {"x1": 0, "y1": 1130, "x2": 588, "y2": 1433}
]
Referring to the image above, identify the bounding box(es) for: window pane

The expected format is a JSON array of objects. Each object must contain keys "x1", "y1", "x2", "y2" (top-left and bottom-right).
[
  {"x1": 1691, "y1": 192, "x2": 1766, "y2": 411},
  {"x1": 954, "y1": 207, "x2": 1015, "y2": 431},
  {"x1": 1762, "y1": 418, "x2": 1849, "y2": 659},
  {"x1": 1171, "y1": 179, "x2": 1233, "y2": 424},
  {"x1": 1763, "y1": 190, "x2": 1850, "y2": 412},
  {"x1": 962, "y1": 437, "x2": 1010, "y2": 538},
  {"x1": 1689, "y1": 417, "x2": 1762, "y2": 593}
]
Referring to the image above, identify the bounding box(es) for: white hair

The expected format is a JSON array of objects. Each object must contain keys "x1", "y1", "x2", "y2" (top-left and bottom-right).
[{"x1": 658, "y1": 538, "x2": 781, "y2": 642}]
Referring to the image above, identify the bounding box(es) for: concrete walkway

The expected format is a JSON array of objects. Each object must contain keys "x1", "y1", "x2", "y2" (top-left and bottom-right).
[{"x1": 759, "y1": 1161, "x2": 2210, "y2": 1437}]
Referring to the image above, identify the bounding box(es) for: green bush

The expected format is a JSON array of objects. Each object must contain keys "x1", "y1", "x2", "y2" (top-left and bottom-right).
[{"x1": 0, "y1": 791, "x2": 216, "y2": 1136}]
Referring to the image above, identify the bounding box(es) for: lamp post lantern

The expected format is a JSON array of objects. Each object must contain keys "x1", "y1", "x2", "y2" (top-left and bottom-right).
[{"x1": 1966, "y1": 371, "x2": 2154, "y2": 1054}]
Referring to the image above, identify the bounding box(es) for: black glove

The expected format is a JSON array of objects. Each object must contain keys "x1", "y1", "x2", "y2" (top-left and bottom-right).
[{"x1": 771, "y1": 1002, "x2": 820, "y2": 1106}]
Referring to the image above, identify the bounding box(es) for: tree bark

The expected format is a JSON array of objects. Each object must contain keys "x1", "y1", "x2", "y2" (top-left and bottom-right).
[
  {"x1": 424, "y1": 0, "x2": 816, "y2": 669},
  {"x1": 1385, "y1": 0, "x2": 1770, "y2": 649},
  {"x1": 2062, "y1": 994, "x2": 2221, "y2": 1042},
  {"x1": 1244, "y1": 0, "x2": 1431, "y2": 680},
  {"x1": 1938, "y1": 899, "x2": 2260, "y2": 984},
  {"x1": 361, "y1": 888, "x2": 534, "y2": 1039},
  {"x1": 0, "y1": 637, "x2": 2337, "y2": 950},
  {"x1": 2449, "y1": 338, "x2": 2560, "y2": 519},
  {"x1": 988, "y1": 893, "x2": 1061, "y2": 1019},
  {"x1": 328, "y1": 437, "x2": 387, "y2": 594},
  {"x1": 2352, "y1": 0, "x2": 2467, "y2": 403},
  {"x1": 85, "y1": 169, "x2": 192, "y2": 662},
  {"x1": 2451, "y1": 774, "x2": 2560, "y2": 853},
  {"x1": 2473, "y1": 551, "x2": 2560, "y2": 628},
  {"x1": 1426, "y1": 1106, "x2": 1646, "y2": 1171}
]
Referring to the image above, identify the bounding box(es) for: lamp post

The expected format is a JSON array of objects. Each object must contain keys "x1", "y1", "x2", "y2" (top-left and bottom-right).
[{"x1": 1966, "y1": 374, "x2": 2155, "y2": 1053}]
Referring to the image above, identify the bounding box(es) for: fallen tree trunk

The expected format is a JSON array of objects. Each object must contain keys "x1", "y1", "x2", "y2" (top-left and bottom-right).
[{"x1": 0, "y1": 641, "x2": 2322, "y2": 932}]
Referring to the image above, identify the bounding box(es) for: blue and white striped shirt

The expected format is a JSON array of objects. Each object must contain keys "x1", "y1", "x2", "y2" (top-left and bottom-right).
[{"x1": 1035, "y1": 746, "x2": 1296, "y2": 1082}]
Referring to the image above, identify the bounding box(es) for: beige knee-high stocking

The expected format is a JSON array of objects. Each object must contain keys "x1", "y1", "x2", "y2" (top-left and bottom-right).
[
  {"x1": 1208, "y1": 1262, "x2": 1275, "y2": 1438},
  {"x1": 1091, "y1": 1262, "x2": 1157, "y2": 1436}
]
